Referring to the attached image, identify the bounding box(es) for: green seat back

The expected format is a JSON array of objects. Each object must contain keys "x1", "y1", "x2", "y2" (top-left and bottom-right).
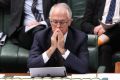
[
  {"x1": 112, "y1": 52, "x2": 120, "y2": 62},
  {"x1": 0, "y1": 8, "x2": 10, "y2": 34},
  {"x1": 0, "y1": 9, "x2": 3, "y2": 32},
  {"x1": 67, "y1": 0, "x2": 86, "y2": 30},
  {"x1": 0, "y1": 41, "x2": 29, "y2": 72},
  {"x1": 88, "y1": 35, "x2": 98, "y2": 72}
]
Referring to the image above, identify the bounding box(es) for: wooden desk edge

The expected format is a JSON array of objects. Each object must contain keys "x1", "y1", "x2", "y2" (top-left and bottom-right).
[
  {"x1": 115, "y1": 62, "x2": 120, "y2": 73},
  {"x1": 0, "y1": 73, "x2": 30, "y2": 76}
]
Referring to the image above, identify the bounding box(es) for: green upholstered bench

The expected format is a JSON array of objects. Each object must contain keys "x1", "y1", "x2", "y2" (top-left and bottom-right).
[
  {"x1": 88, "y1": 35, "x2": 98, "y2": 72},
  {"x1": 0, "y1": 41, "x2": 29, "y2": 72},
  {"x1": 112, "y1": 52, "x2": 120, "y2": 63}
]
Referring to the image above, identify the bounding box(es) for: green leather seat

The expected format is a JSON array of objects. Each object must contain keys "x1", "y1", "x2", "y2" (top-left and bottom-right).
[
  {"x1": 0, "y1": 41, "x2": 29, "y2": 72},
  {"x1": 88, "y1": 34, "x2": 105, "y2": 73},
  {"x1": 88, "y1": 35, "x2": 98, "y2": 72},
  {"x1": 112, "y1": 52, "x2": 120, "y2": 63}
]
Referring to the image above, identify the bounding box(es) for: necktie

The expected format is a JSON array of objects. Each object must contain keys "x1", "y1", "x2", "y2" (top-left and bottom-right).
[
  {"x1": 31, "y1": 0, "x2": 42, "y2": 22},
  {"x1": 105, "y1": 0, "x2": 116, "y2": 24}
]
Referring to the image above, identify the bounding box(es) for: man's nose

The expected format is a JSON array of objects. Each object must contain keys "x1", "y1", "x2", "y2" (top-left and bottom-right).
[{"x1": 56, "y1": 22, "x2": 61, "y2": 28}]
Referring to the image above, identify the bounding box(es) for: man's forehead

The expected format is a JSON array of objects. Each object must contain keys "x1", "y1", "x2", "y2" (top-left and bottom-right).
[
  {"x1": 50, "y1": 16, "x2": 68, "y2": 20},
  {"x1": 53, "y1": 6, "x2": 67, "y2": 13},
  {"x1": 51, "y1": 10, "x2": 68, "y2": 18}
]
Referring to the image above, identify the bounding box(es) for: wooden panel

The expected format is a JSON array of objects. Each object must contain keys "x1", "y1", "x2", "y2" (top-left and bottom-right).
[{"x1": 115, "y1": 62, "x2": 120, "y2": 73}]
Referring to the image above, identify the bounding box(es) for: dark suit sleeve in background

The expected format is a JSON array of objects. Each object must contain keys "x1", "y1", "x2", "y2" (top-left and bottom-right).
[
  {"x1": 81, "y1": 0, "x2": 97, "y2": 34},
  {"x1": 0, "y1": 0, "x2": 10, "y2": 8}
]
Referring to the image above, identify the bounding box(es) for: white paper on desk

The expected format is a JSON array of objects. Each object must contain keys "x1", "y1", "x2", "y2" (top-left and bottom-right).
[
  {"x1": 71, "y1": 74, "x2": 97, "y2": 79},
  {"x1": 98, "y1": 73, "x2": 120, "y2": 80},
  {"x1": 0, "y1": 74, "x2": 5, "y2": 78},
  {"x1": 25, "y1": 21, "x2": 47, "y2": 32},
  {"x1": 13, "y1": 76, "x2": 31, "y2": 78}
]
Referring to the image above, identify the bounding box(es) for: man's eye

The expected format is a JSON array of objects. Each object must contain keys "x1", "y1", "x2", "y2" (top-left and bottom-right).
[
  {"x1": 54, "y1": 21, "x2": 58, "y2": 24},
  {"x1": 60, "y1": 21, "x2": 63, "y2": 23}
]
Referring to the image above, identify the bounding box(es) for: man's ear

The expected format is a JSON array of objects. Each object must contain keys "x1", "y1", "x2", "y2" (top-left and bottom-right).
[{"x1": 68, "y1": 19, "x2": 73, "y2": 26}]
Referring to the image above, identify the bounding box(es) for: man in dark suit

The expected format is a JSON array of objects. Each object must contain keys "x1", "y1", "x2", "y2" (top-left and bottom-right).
[
  {"x1": 28, "y1": 3, "x2": 89, "y2": 73},
  {"x1": 0, "y1": 0, "x2": 66, "y2": 49},
  {"x1": 81, "y1": 0, "x2": 120, "y2": 72}
]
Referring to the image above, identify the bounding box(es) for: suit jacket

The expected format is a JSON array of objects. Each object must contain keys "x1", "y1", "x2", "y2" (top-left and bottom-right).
[
  {"x1": 28, "y1": 27, "x2": 89, "y2": 74},
  {"x1": 0, "y1": 0, "x2": 66, "y2": 37}
]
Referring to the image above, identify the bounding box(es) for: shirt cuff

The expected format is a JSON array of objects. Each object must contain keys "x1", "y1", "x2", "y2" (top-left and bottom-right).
[
  {"x1": 39, "y1": 21, "x2": 48, "y2": 27},
  {"x1": 42, "y1": 51, "x2": 49, "y2": 63},
  {"x1": 62, "y1": 49, "x2": 70, "y2": 59}
]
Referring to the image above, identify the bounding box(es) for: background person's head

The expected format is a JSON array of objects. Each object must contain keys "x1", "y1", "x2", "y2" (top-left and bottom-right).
[{"x1": 49, "y1": 3, "x2": 73, "y2": 35}]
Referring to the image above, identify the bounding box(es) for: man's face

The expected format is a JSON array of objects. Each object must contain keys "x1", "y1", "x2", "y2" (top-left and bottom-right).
[{"x1": 50, "y1": 8, "x2": 71, "y2": 35}]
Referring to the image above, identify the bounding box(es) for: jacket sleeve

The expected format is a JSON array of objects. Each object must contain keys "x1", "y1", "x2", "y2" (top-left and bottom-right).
[
  {"x1": 27, "y1": 32, "x2": 45, "y2": 68},
  {"x1": 81, "y1": 0, "x2": 96, "y2": 34},
  {"x1": 0, "y1": 0, "x2": 10, "y2": 8},
  {"x1": 64, "y1": 34, "x2": 89, "y2": 74}
]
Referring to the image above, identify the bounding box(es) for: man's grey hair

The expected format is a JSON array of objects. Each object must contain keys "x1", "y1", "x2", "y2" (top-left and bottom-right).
[{"x1": 49, "y1": 3, "x2": 72, "y2": 19}]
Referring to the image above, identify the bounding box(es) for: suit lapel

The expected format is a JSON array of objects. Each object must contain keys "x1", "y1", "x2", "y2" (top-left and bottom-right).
[{"x1": 65, "y1": 29, "x2": 73, "y2": 51}]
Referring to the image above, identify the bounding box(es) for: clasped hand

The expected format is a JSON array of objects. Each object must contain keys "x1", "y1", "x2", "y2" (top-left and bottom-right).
[
  {"x1": 51, "y1": 29, "x2": 66, "y2": 55},
  {"x1": 94, "y1": 24, "x2": 105, "y2": 36}
]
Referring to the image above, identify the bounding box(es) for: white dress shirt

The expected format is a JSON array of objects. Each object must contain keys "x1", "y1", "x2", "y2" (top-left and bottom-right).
[
  {"x1": 101, "y1": 0, "x2": 120, "y2": 24},
  {"x1": 24, "y1": 0, "x2": 47, "y2": 32},
  {"x1": 42, "y1": 32, "x2": 70, "y2": 63}
]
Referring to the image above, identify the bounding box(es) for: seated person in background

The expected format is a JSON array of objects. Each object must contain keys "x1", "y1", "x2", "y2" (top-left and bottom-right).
[
  {"x1": 28, "y1": 3, "x2": 89, "y2": 74},
  {"x1": 0, "y1": 0, "x2": 65, "y2": 49},
  {"x1": 81, "y1": 0, "x2": 120, "y2": 72}
]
